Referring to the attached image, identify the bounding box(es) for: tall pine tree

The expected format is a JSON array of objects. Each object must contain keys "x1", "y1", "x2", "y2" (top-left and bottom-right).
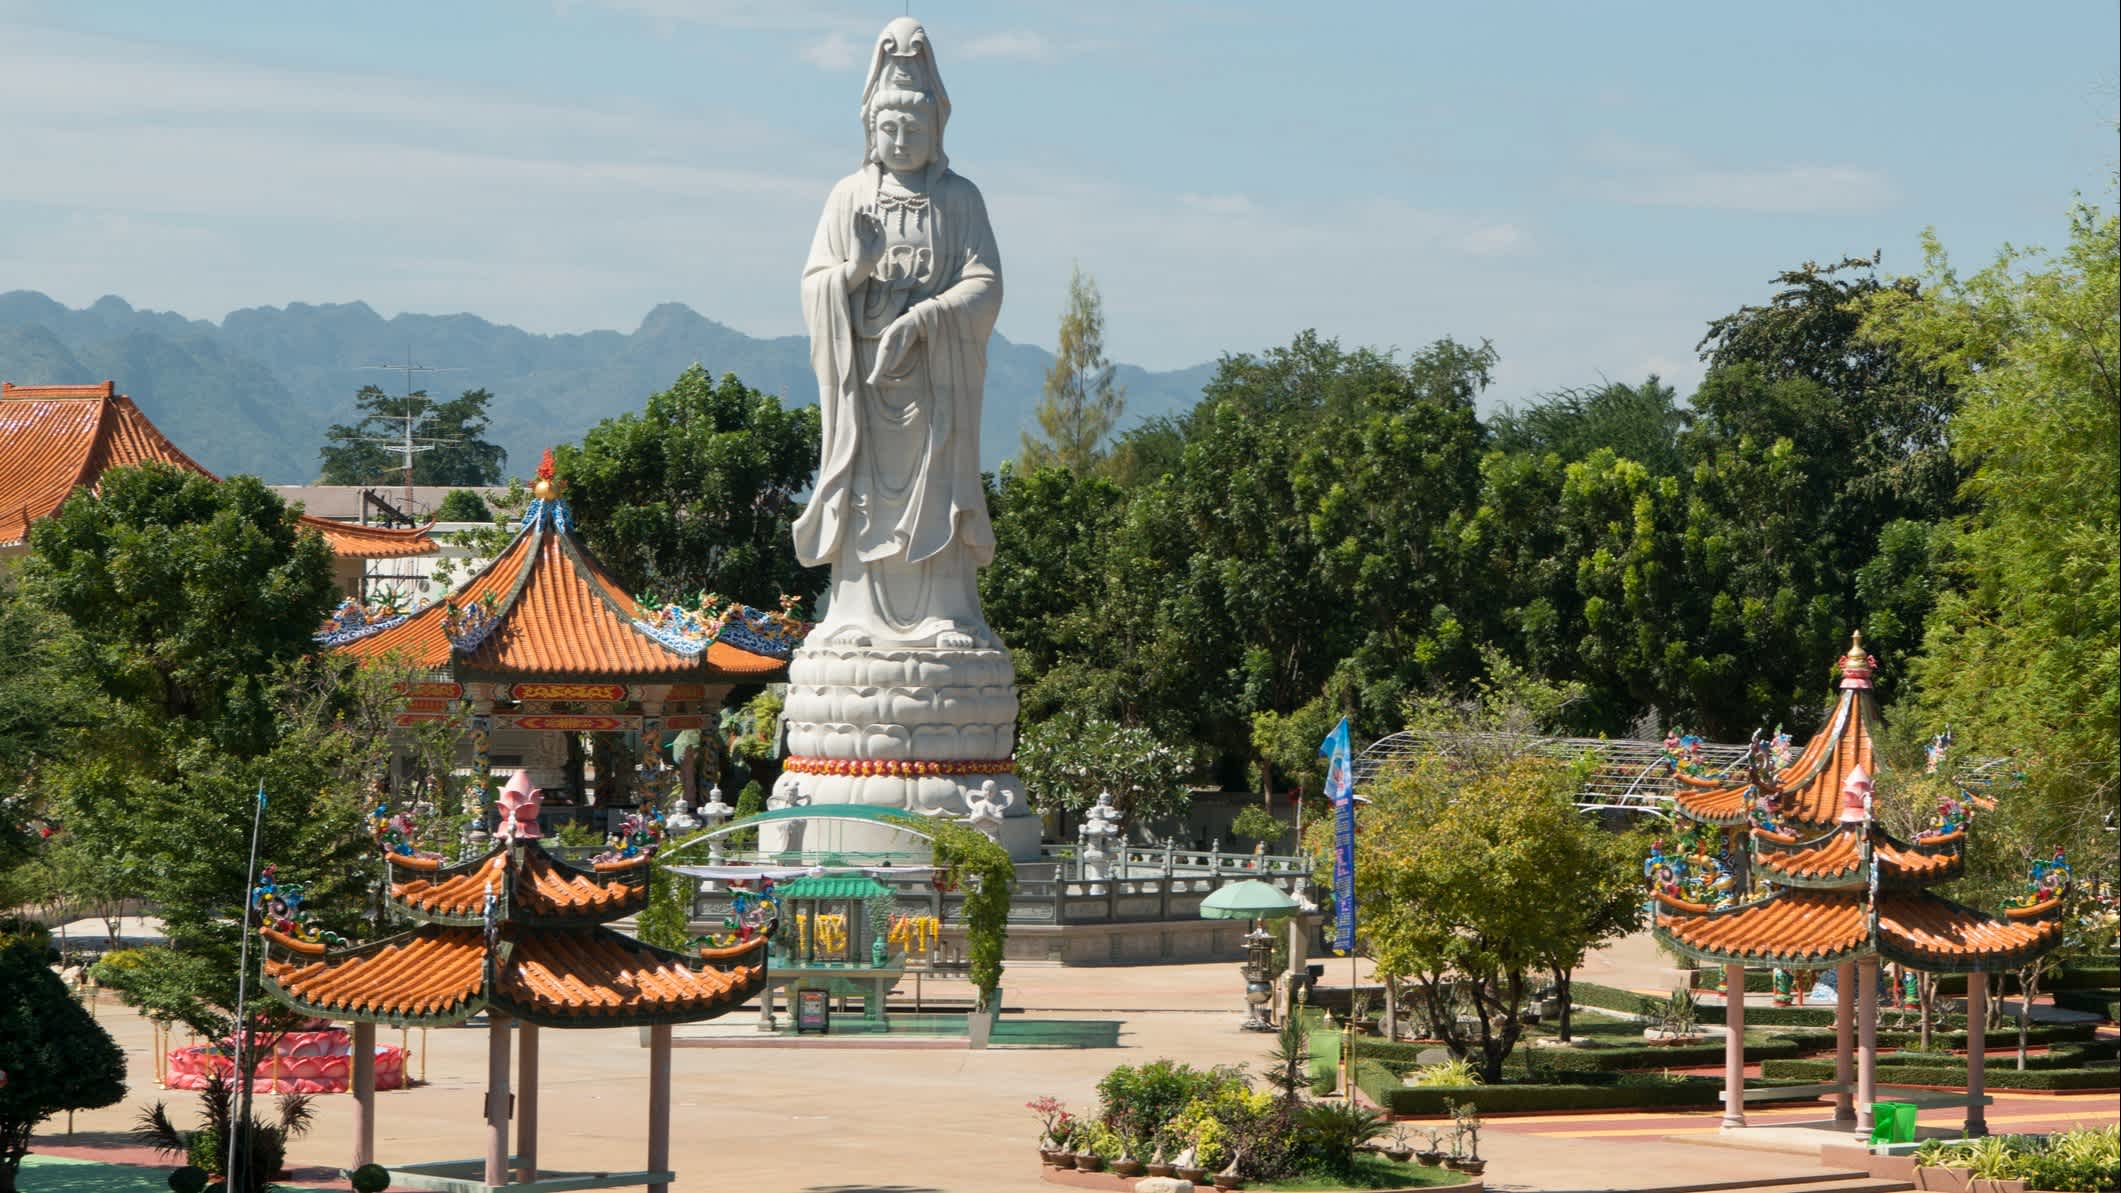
[{"x1": 1020, "y1": 265, "x2": 1124, "y2": 472}]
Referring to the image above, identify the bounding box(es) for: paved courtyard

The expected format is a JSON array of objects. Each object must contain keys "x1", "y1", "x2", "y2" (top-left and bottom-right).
[{"x1": 27, "y1": 934, "x2": 2116, "y2": 1193}]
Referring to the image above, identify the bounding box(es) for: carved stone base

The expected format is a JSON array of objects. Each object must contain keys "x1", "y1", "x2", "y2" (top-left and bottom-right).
[{"x1": 773, "y1": 639, "x2": 1039, "y2": 859}]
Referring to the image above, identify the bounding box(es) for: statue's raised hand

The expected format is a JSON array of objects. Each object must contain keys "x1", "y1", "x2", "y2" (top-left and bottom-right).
[
  {"x1": 850, "y1": 207, "x2": 886, "y2": 277},
  {"x1": 867, "y1": 309, "x2": 923, "y2": 385}
]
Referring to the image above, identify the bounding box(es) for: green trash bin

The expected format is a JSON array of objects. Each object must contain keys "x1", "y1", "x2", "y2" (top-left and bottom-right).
[{"x1": 1867, "y1": 1101, "x2": 1918, "y2": 1144}]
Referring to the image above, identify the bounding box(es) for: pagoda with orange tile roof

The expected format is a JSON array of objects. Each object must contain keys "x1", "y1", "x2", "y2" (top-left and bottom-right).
[
  {"x1": 0, "y1": 381, "x2": 437, "y2": 577},
  {"x1": 260, "y1": 772, "x2": 767, "y2": 1193},
  {"x1": 323, "y1": 450, "x2": 801, "y2": 839},
  {"x1": 1650, "y1": 633, "x2": 2069, "y2": 1140}
]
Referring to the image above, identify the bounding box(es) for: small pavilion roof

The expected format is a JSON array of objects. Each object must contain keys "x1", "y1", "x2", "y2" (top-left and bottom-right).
[
  {"x1": 334, "y1": 486, "x2": 790, "y2": 684},
  {"x1": 1751, "y1": 823, "x2": 1965, "y2": 889},
  {"x1": 1672, "y1": 636, "x2": 1882, "y2": 830},
  {"x1": 0, "y1": 381, "x2": 436, "y2": 558},
  {"x1": 773, "y1": 873, "x2": 897, "y2": 900},
  {"x1": 1653, "y1": 886, "x2": 2066, "y2": 974},
  {"x1": 385, "y1": 840, "x2": 652, "y2": 926},
  {"x1": 262, "y1": 923, "x2": 765, "y2": 1028}
]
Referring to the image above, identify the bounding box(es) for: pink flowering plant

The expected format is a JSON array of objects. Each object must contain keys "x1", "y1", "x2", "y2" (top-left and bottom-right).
[{"x1": 1025, "y1": 1097, "x2": 1075, "y2": 1149}]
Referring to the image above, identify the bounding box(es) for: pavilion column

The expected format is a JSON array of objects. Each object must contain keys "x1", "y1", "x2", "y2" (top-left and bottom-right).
[
  {"x1": 1855, "y1": 957, "x2": 1879, "y2": 1137},
  {"x1": 1833, "y1": 960, "x2": 1856, "y2": 1124},
  {"x1": 350, "y1": 1021, "x2": 376, "y2": 1170},
  {"x1": 516, "y1": 1022, "x2": 540, "y2": 1182},
  {"x1": 647, "y1": 1023, "x2": 673, "y2": 1193},
  {"x1": 1721, "y1": 962, "x2": 1747, "y2": 1128},
  {"x1": 485, "y1": 1014, "x2": 511, "y2": 1189},
  {"x1": 1964, "y1": 970, "x2": 1988, "y2": 1137}
]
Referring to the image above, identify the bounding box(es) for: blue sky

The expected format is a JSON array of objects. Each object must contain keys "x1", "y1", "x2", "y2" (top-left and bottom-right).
[{"x1": 2, "y1": 0, "x2": 2113, "y2": 406}]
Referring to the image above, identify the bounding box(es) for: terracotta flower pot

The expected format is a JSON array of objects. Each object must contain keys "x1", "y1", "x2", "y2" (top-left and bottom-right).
[
  {"x1": 1111, "y1": 1158, "x2": 1144, "y2": 1177},
  {"x1": 1074, "y1": 1153, "x2": 1105, "y2": 1173},
  {"x1": 1146, "y1": 1162, "x2": 1175, "y2": 1177},
  {"x1": 1457, "y1": 1158, "x2": 1487, "y2": 1176},
  {"x1": 1176, "y1": 1164, "x2": 1209, "y2": 1182},
  {"x1": 1051, "y1": 1152, "x2": 1076, "y2": 1170},
  {"x1": 1214, "y1": 1176, "x2": 1247, "y2": 1190},
  {"x1": 1415, "y1": 1150, "x2": 1445, "y2": 1166},
  {"x1": 1383, "y1": 1147, "x2": 1413, "y2": 1163}
]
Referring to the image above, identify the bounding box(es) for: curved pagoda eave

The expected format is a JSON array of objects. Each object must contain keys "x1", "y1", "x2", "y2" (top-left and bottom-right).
[
  {"x1": 324, "y1": 497, "x2": 792, "y2": 685},
  {"x1": 1750, "y1": 824, "x2": 1967, "y2": 890},
  {"x1": 385, "y1": 841, "x2": 654, "y2": 927},
  {"x1": 1653, "y1": 887, "x2": 2068, "y2": 975},
  {"x1": 261, "y1": 924, "x2": 769, "y2": 1030}
]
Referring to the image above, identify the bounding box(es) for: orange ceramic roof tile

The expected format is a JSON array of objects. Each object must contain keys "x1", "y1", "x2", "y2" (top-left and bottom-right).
[
  {"x1": 1752, "y1": 826, "x2": 1964, "y2": 887},
  {"x1": 265, "y1": 926, "x2": 488, "y2": 1022},
  {"x1": 389, "y1": 849, "x2": 509, "y2": 920},
  {"x1": 1672, "y1": 781, "x2": 1750, "y2": 826},
  {"x1": 514, "y1": 847, "x2": 648, "y2": 919},
  {"x1": 1769, "y1": 690, "x2": 1878, "y2": 827},
  {"x1": 299, "y1": 515, "x2": 436, "y2": 559},
  {"x1": 0, "y1": 382, "x2": 433, "y2": 558},
  {"x1": 1877, "y1": 891, "x2": 2068, "y2": 973},
  {"x1": 497, "y1": 927, "x2": 762, "y2": 1024},
  {"x1": 1657, "y1": 888, "x2": 1870, "y2": 965},
  {"x1": 334, "y1": 513, "x2": 786, "y2": 682}
]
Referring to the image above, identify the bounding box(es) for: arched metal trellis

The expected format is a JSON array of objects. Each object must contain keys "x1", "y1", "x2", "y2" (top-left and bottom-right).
[{"x1": 1352, "y1": 730, "x2": 1749, "y2": 817}]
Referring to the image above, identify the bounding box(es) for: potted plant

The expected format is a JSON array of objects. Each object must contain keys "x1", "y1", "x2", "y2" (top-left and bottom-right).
[
  {"x1": 1074, "y1": 1121, "x2": 1114, "y2": 1173},
  {"x1": 1146, "y1": 1140, "x2": 1174, "y2": 1178},
  {"x1": 1173, "y1": 1143, "x2": 1208, "y2": 1184},
  {"x1": 1213, "y1": 1155, "x2": 1248, "y2": 1190},
  {"x1": 1381, "y1": 1125, "x2": 1414, "y2": 1163},
  {"x1": 1414, "y1": 1126, "x2": 1446, "y2": 1167},
  {"x1": 1047, "y1": 1113, "x2": 1078, "y2": 1169},
  {"x1": 1443, "y1": 1102, "x2": 1486, "y2": 1176},
  {"x1": 1111, "y1": 1133, "x2": 1146, "y2": 1178},
  {"x1": 1026, "y1": 1096, "x2": 1067, "y2": 1165}
]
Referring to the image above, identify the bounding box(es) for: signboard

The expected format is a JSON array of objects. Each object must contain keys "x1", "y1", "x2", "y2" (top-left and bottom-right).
[{"x1": 794, "y1": 988, "x2": 830, "y2": 1034}]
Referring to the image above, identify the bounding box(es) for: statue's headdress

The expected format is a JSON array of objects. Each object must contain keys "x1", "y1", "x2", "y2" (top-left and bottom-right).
[{"x1": 860, "y1": 16, "x2": 950, "y2": 172}]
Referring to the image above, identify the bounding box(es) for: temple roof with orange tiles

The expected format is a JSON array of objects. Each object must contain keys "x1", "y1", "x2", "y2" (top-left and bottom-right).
[
  {"x1": 324, "y1": 452, "x2": 798, "y2": 685},
  {"x1": 1649, "y1": 633, "x2": 2071, "y2": 973},
  {"x1": 0, "y1": 380, "x2": 436, "y2": 558},
  {"x1": 261, "y1": 813, "x2": 767, "y2": 1028}
]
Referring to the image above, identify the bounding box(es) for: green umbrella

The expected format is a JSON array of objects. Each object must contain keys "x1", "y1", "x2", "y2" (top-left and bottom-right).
[{"x1": 1199, "y1": 879, "x2": 1301, "y2": 920}]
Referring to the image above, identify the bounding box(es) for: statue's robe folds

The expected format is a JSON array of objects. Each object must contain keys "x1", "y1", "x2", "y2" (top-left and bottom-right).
[{"x1": 794, "y1": 165, "x2": 1001, "y2": 645}]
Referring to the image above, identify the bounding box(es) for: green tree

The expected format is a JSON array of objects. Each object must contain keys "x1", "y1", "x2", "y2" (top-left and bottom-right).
[
  {"x1": 22, "y1": 463, "x2": 336, "y2": 751},
  {"x1": 558, "y1": 365, "x2": 821, "y2": 604},
  {"x1": 432, "y1": 488, "x2": 492, "y2": 522},
  {"x1": 1309, "y1": 658, "x2": 1634, "y2": 1080},
  {"x1": 980, "y1": 464, "x2": 1126, "y2": 682},
  {"x1": 318, "y1": 386, "x2": 508, "y2": 487},
  {"x1": 1488, "y1": 376, "x2": 1687, "y2": 476},
  {"x1": 1863, "y1": 200, "x2": 2120, "y2": 859},
  {"x1": 1021, "y1": 265, "x2": 1124, "y2": 472},
  {"x1": 0, "y1": 942, "x2": 127, "y2": 1192},
  {"x1": 1015, "y1": 711, "x2": 1194, "y2": 830}
]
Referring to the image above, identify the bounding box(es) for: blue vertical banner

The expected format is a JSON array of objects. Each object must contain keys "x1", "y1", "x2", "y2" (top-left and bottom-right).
[{"x1": 1319, "y1": 716, "x2": 1357, "y2": 955}]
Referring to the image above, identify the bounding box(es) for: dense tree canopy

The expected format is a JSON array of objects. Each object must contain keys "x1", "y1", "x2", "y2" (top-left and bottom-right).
[{"x1": 558, "y1": 365, "x2": 822, "y2": 605}]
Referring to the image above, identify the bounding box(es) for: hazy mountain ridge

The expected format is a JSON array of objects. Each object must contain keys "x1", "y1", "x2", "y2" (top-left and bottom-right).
[{"x1": 0, "y1": 291, "x2": 1220, "y2": 484}]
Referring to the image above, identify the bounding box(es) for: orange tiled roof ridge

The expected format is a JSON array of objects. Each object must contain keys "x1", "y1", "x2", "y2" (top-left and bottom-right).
[
  {"x1": 1750, "y1": 823, "x2": 1964, "y2": 888},
  {"x1": 334, "y1": 495, "x2": 786, "y2": 682},
  {"x1": 387, "y1": 840, "x2": 650, "y2": 925},
  {"x1": 0, "y1": 380, "x2": 435, "y2": 558},
  {"x1": 262, "y1": 922, "x2": 766, "y2": 1028},
  {"x1": 1654, "y1": 887, "x2": 2066, "y2": 973}
]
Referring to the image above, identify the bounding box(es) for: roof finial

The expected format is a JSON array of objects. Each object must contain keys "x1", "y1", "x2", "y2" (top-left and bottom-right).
[
  {"x1": 533, "y1": 448, "x2": 559, "y2": 502},
  {"x1": 1838, "y1": 631, "x2": 1877, "y2": 690}
]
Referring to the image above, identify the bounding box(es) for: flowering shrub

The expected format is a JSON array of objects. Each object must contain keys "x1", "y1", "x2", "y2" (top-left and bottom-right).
[{"x1": 1016, "y1": 711, "x2": 1195, "y2": 827}]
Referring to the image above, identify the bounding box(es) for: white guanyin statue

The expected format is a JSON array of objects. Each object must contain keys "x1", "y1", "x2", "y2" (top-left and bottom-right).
[{"x1": 769, "y1": 16, "x2": 1037, "y2": 859}]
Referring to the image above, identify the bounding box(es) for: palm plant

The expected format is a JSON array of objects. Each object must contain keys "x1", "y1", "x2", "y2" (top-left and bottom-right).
[
  {"x1": 134, "y1": 1075, "x2": 315, "y2": 1193},
  {"x1": 1264, "y1": 1012, "x2": 1312, "y2": 1101}
]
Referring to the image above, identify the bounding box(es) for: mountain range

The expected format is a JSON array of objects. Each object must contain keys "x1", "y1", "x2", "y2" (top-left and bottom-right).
[{"x1": 0, "y1": 291, "x2": 1220, "y2": 485}]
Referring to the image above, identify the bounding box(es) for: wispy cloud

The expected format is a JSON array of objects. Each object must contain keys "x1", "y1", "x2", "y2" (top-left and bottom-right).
[
  {"x1": 1581, "y1": 135, "x2": 1897, "y2": 216},
  {"x1": 958, "y1": 31, "x2": 1050, "y2": 61},
  {"x1": 799, "y1": 30, "x2": 862, "y2": 71}
]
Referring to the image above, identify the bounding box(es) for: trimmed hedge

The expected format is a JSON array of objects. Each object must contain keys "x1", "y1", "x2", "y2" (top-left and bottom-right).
[
  {"x1": 2051, "y1": 990, "x2": 2119, "y2": 1021},
  {"x1": 1573, "y1": 981, "x2": 1838, "y2": 1026},
  {"x1": 1689, "y1": 969, "x2": 1775, "y2": 993},
  {"x1": 1374, "y1": 1073, "x2": 1834, "y2": 1116},
  {"x1": 1934, "y1": 962, "x2": 2121, "y2": 996},
  {"x1": 1513, "y1": 1037, "x2": 1801, "y2": 1075},
  {"x1": 1760, "y1": 1056, "x2": 2120, "y2": 1091}
]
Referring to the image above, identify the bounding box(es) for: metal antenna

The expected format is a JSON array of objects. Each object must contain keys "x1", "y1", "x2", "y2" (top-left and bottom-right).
[{"x1": 355, "y1": 346, "x2": 466, "y2": 515}]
